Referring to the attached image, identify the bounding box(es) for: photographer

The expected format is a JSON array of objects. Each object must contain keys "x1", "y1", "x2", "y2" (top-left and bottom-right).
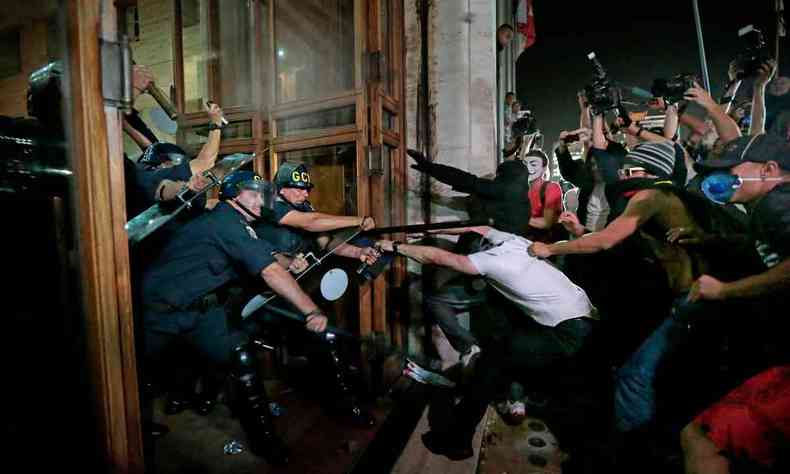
[{"x1": 749, "y1": 60, "x2": 777, "y2": 136}]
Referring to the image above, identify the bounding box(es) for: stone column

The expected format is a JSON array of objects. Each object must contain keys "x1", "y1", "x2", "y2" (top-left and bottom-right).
[{"x1": 405, "y1": 0, "x2": 498, "y2": 226}]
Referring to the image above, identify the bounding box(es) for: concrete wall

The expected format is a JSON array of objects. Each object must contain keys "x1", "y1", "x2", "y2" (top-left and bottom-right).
[{"x1": 405, "y1": 0, "x2": 499, "y2": 230}]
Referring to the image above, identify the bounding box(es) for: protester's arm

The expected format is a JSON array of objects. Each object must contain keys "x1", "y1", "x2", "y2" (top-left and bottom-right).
[
  {"x1": 685, "y1": 83, "x2": 741, "y2": 143},
  {"x1": 579, "y1": 91, "x2": 591, "y2": 130},
  {"x1": 189, "y1": 103, "x2": 224, "y2": 175},
  {"x1": 377, "y1": 240, "x2": 480, "y2": 275},
  {"x1": 750, "y1": 60, "x2": 777, "y2": 136},
  {"x1": 592, "y1": 114, "x2": 607, "y2": 150},
  {"x1": 408, "y1": 149, "x2": 513, "y2": 200},
  {"x1": 689, "y1": 258, "x2": 790, "y2": 301},
  {"x1": 529, "y1": 190, "x2": 659, "y2": 257},
  {"x1": 664, "y1": 103, "x2": 679, "y2": 140},
  {"x1": 281, "y1": 212, "x2": 374, "y2": 233}
]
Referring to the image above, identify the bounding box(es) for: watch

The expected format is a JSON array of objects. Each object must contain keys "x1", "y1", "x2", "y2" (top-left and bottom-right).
[
  {"x1": 208, "y1": 122, "x2": 225, "y2": 131},
  {"x1": 392, "y1": 241, "x2": 403, "y2": 255}
]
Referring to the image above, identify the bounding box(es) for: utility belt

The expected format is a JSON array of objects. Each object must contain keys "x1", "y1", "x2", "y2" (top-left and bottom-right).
[{"x1": 145, "y1": 291, "x2": 225, "y2": 314}]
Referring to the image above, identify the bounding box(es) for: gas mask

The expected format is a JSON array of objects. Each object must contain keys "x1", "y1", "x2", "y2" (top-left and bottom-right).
[{"x1": 701, "y1": 171, "x2": 785, "y2": 205}]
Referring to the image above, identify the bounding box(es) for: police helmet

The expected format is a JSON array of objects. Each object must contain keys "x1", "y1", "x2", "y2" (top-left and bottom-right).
[
  {"x1": 138, "y1": 142, "x2": 189, "y2": 168},
  {"x1": 275, "y1": 162, "x2": 314, "y2": 190},
  {"x1": 219, "y1": 170, "x2": 270, "y2": 201}
]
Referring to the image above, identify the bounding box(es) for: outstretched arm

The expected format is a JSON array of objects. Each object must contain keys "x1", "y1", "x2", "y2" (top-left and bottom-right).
[
  {"x1": 377, "y1": 240, "x2": 479, "y2": 275},
  {"x1": 281, "y1": 212, "x2": 374, "y2": 233},
  {"x1": 529, "y1": 190, "x2": 659, "y2": 258}
]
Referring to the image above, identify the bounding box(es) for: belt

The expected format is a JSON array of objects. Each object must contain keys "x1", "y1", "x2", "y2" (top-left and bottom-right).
[{"x1": 146, "y1": 292, "x2": 223, "y2": 314}]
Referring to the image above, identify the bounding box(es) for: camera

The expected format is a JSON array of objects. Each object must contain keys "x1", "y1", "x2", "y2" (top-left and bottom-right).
[
  {"x1": 583, "y1": 52, "x2": 620, "y2": 115},
  {"x1": 651, "y1": 74, "x2": 697, "y2": 104},
  {"x1": 733, "y1": 25, "x2": 773, "y2": 80},
  {"x1": 562, "y1": 133, "x2": 580, "y2": 144}
]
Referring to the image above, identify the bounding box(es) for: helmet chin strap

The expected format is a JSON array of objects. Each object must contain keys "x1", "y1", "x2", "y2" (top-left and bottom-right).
[{"x1": 232, "y1": 198, "x2": 260, "y2": 221}]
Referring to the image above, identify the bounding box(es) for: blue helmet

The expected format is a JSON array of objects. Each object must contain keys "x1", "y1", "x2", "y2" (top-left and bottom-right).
[
  {"x1": 219, "y1": 170, "x2": 270, "y2": 201},
  {"x1": 138, "y1": 142, "x2": 189, "y2": 168}
]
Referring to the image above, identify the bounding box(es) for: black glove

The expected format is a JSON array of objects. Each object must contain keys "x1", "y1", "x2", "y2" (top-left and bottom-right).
[{"x1": 407, "y1": 148, "x2": 431, "y2": 172}]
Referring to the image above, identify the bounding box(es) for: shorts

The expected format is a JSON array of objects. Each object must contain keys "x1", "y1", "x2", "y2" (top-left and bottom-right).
[{"x1": 694, "y1": 366, "x2": 790, "y2": 467}]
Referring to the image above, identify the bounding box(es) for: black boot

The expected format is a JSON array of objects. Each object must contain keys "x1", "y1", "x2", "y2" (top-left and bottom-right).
[
  {"x1": 315, "y1": 333, "x2": 375, "y2": 428},
  {"x1": 232, "y1": 343, "x2": 289, "y2": 465}
]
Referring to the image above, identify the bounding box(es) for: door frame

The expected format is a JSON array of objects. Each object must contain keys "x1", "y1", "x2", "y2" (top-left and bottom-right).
[{"x1": 68, "y1": 0, "x2": 144, "y2": 470}]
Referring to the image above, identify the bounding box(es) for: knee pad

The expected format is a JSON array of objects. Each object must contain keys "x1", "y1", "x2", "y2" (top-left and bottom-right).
[{"x1": 231, "y1": 342, "x2": 258, "y2": 378}]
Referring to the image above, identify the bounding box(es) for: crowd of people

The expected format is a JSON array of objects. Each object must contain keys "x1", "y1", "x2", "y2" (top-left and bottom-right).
[
  {"x1": 12, "y1": 18, "x2": 790, "y2": 473},
  {"x1": 393, "y1": 49, "x2": 790, "y2": 472}
]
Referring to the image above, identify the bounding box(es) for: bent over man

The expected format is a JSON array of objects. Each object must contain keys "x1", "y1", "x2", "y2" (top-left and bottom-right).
[{"x1": 377, "y1": 226, "x2": 599, "y2": 461}]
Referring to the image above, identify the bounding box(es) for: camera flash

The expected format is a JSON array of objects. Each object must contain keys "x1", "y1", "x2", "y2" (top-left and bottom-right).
[{"x1": 587, "y1": 52, "x2": 597, "y2": 60}]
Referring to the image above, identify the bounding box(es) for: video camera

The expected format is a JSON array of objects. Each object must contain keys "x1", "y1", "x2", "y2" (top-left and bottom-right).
[
  {"x1": 733, "y1": 25, "x2": 772, "y2": 80},
  {"x1": 583, "y1": 52, "x2": 621, "y2": 115},
  {"x1": 651, "y1": 74, "x2": 697, "y2": 104}
]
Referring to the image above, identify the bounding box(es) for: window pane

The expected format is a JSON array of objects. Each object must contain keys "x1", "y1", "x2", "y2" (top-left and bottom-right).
[
  {"x1": 276, "y1": 104, "x2": 355, "y2": 136},
  {"x1": 216, "y1": 0, "x2": 254, "y2": 108},
  {"x1": 383, "y1": 109, "x2": 397, "y2": 131},
  {"x1": 181, "y1": 0, "x2": 210, "y2": 112},
  {"x1": 278, "y1": 143, "x2": 356, "y2": 215},
  {"x1": 274, "y1": 0, "x2": 355, "y2": 103},
  {"x1": 182, "y1": 0, "x2": 255, "y2": 112}
]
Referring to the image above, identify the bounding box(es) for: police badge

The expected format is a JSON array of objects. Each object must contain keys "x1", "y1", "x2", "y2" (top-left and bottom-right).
[{"x1": 245, "y1": 224, "x2": 259, "y2": 240}]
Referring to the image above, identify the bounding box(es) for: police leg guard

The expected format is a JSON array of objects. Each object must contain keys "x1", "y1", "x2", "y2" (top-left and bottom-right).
[
  {"x1": 310, "y1": 333, "x2": 375, "y2": 428},
  {"x1": 231, "y1": 342, "x2": 289, "y2": 465}
]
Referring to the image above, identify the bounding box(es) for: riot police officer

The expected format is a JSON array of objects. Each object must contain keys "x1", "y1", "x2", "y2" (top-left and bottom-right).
[
  {"x1": 255, "y1": 162, "x2": 379, "y2": 262},
  {"x1": 252, "y1": 162, "x2": 380, "y2": 426},
  {"x1": 141, "y1": 170, "x2": 330, "y2": 464}
]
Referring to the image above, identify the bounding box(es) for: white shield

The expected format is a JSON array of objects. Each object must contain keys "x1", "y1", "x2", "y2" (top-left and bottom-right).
[{"x1": 320, "y1": 268, "x2": 349, "y2": 301}]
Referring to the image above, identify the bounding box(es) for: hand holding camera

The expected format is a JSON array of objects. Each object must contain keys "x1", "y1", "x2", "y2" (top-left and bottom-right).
[
  {"x1": 754, "y1": 59, "x2": 777, "y2": 87},
  {"x1": 684, "y1": 82, "x2": 717, "y2": 112}
]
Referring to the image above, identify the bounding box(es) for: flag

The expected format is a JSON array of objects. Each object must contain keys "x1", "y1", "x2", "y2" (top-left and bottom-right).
[{"x1": 515, "y1": 0, "x2": 536, "y2": 50}]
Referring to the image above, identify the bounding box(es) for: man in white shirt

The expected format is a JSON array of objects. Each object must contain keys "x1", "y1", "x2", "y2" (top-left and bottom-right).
[{"x1": 377, "y1": 226, "x2": 598, "y2": 460}]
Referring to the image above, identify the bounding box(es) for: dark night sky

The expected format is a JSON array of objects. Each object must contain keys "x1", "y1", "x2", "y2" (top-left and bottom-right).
[{"x1": 516, "y1": 0, "x2": 789, "y2": 141}]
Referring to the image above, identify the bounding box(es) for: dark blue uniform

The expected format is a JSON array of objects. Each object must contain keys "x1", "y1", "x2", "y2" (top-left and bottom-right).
[
  {"x1": 254, "y1": 197, "x2": 316, "y2": 255},
  {"x1": 142, "y1": 202, "x2": 277, "y2": 366}
]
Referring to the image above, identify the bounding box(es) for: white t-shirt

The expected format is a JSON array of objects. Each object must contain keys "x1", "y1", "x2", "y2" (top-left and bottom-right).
[
  {"x1": 467, "y1": 229, "x2": 596, "y2": 327},
  {"x1": 584, "y1": 182, "x2": 610, "y2": 232}
]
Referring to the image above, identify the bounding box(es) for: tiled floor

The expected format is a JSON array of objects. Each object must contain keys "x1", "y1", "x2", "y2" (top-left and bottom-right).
[{"x1": 479, "y1": 415, "x2": 566, "y2": 474}]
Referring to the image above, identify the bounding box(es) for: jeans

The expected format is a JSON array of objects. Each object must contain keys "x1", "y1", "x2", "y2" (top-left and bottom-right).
[{"x1": 613, "y1": 295, "x2": 714, "y2": 433}]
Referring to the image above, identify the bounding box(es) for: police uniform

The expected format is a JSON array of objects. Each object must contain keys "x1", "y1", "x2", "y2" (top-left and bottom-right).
[
  {"x1": 254, "y1": 196, "x2": 316, "y2": 256},
  {"x1": 141, "y1": 201, "x2": 276, "y2": 365},
  {"x1": 247, "y1": 163, "x2": 376, "y2": 428},
  {"x1": 141, "y1": 176, "x2": 289, "y2": 463}
]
